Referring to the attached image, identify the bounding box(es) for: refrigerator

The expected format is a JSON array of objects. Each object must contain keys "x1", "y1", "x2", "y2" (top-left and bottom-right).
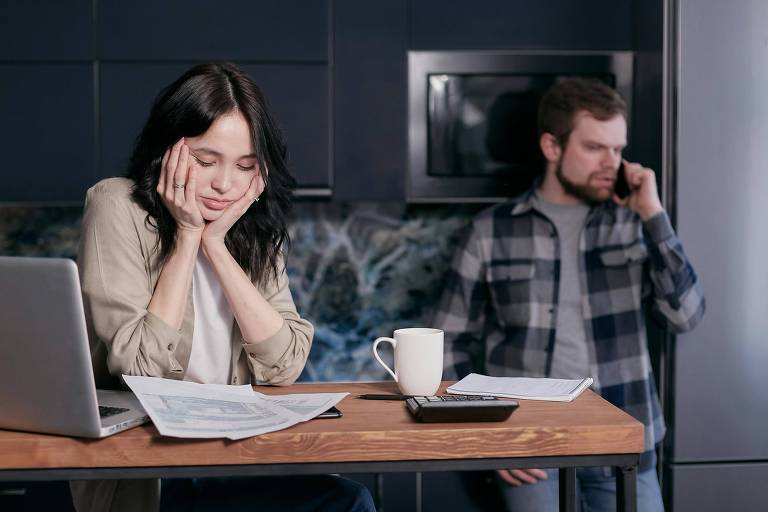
[{"x1": 664, "y1": 1, "x2": 768, "y2": 510}]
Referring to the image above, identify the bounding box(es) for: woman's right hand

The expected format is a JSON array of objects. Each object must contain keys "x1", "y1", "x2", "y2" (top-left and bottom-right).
[{"x1": 157, "y1": 138, "x2": 204, "y2": 233}]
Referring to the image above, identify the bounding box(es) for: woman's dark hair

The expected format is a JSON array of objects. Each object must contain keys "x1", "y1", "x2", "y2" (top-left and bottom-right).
[{"x1": 126, "y1": 62, "x2": 295, "y2": 285}]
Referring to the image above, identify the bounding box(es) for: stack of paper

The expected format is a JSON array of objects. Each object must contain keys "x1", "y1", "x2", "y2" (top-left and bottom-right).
[
  {"x1": 447, "y1": 373, "x2": 593, "y2": 402},
  {"x1": 123, "y1": 375, "x2": 347, "y2": 439}
]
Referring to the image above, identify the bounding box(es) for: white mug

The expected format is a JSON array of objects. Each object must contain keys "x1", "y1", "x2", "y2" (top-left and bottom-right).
[{"x1": 372, "y1": 328, "x2": 444, "y2": 396}]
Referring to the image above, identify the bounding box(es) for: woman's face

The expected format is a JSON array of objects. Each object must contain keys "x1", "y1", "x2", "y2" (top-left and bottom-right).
[{"x1": 184, "y1": 111, "x2": 260, "y2": 222}]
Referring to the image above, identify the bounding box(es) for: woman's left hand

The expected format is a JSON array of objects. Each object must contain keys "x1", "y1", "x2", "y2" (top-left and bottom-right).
[{"x1": 201, "y1": 176, "x2": 264, "y2": 247}]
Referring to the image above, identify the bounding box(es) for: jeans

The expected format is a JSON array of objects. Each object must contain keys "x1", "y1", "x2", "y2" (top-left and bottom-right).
[
  {"x1": 499, "y1": 464, "x2": 665, "y2": 512},
  {"x1": 160, "y1": 475, "x2": 376, "y2": 512}
]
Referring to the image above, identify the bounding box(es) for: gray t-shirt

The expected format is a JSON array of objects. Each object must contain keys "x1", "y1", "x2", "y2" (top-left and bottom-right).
[{"x1": 532, "y1": 193, "x2": 591, "y2": 379}]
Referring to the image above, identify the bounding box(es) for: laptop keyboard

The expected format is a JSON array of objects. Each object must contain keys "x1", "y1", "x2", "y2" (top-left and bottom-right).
[{"x1": 99, "y1": 405, "x2": 129, "y2": 418}]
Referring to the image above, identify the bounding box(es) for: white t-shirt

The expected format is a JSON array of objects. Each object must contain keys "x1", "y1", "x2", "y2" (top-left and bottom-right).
[{"x1": 184, "y1": 252, "x2": 234, "y2": 384}]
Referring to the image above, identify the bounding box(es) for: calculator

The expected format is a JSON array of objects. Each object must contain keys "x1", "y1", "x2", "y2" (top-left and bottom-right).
[{"x1": 405, "y1": 395, "x2": 519, "y2": 423}]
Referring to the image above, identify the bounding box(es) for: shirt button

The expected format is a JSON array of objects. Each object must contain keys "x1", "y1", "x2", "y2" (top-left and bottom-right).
[
  {"x1": 167, "y1": 344, "x2": 173, "y2": 351},
  {"x1": 548, "y1": 307, "x2": 555, "y2": 314},
  {"x1": 233, "y1": 377, "x2": 238, "y2": 384}
]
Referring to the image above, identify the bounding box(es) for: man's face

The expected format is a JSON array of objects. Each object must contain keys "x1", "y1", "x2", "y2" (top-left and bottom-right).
[{"x1": 555, "y1": 111, "x2": 627, "y2": 203}]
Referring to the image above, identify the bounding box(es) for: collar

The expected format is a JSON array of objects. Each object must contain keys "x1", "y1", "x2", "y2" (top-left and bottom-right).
[
  {"x1": 508, "y1": 182, "x2": 618, "y2": 222},
  {"x1": 509, "y1": 187, "x2": 538, "y2": 216}
]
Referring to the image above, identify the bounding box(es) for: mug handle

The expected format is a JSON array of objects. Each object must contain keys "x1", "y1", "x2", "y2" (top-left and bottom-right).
[{"x1": 372, "y1": 337, "x2": 398, "y2": 382}]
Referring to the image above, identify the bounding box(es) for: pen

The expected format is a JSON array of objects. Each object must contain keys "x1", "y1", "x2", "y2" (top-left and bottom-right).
[{"x1": 357, "y1": 394, "x2": 413, "y2": 400}]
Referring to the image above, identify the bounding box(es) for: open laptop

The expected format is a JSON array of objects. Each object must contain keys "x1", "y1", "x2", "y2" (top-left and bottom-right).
[{"x1": 0, "y1": 256, "x2": 148, "y2": 437}]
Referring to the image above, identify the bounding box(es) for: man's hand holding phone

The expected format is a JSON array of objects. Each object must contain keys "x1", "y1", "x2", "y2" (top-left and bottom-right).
[{"x1": 613, "y1": 160, "x2": 664, "y2": 221}]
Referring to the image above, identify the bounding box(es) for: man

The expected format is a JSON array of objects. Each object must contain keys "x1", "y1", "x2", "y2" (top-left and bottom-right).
[{"x1": 433, "y1": 78, "x2": 705, "y2": 511}]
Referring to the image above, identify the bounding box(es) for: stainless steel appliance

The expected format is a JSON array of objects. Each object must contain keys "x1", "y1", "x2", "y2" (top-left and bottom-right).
[
  {"x1": 407, "y1": 50, "x2": 633, "y2": 202},
  {"x1": 663, "y1": 0, "x2": 768, "y2": 509}
]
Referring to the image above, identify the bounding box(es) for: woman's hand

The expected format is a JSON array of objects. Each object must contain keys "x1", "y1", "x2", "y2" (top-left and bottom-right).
[
  {"x1": 157, "y1": 138, "x2": 204, "y2": 234},
  {"x1": 201, "y1": 175, "x2": 264, "y2": 249}
]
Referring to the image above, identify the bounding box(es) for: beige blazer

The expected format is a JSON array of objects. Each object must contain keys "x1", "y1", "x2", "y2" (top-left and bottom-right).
[{"x1": 71, "y1": 178, "x2": 314, "y2": 511}]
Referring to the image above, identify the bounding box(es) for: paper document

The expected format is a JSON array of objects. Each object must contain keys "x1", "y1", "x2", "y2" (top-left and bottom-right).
[
  {"x1": 123, "y1": 376, "x2": 347, "y2": 440},
  {"x1": 447, "y1": 373, "x2": 593, "y2": 402}
]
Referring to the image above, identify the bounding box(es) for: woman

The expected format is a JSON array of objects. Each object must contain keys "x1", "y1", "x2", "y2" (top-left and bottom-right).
[{"x1": 72, "y1": 63, "x2": 374, "y2": 512}]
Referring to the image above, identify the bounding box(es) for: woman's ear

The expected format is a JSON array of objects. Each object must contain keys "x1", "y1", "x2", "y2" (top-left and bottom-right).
[{"x1": 539, "y1": 133, "x2": 562, "y2": 163}]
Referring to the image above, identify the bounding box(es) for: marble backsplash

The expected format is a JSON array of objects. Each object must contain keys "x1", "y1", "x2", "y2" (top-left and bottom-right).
[{"x1": 0, "y1": 202, "x2": 478, "y2": 382}]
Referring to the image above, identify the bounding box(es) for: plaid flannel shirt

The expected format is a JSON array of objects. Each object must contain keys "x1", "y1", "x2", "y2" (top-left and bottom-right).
[{"x1": 434, "y1": 188, "x2": 705, "y2": 470}]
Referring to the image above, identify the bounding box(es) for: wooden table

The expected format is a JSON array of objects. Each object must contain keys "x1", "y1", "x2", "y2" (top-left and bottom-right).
[{"x1": 0, "y1": 382, "x2": 643, "y2": 512}]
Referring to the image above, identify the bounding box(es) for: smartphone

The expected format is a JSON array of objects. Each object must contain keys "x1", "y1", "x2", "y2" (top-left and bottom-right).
[
  {"x1": 615, "y1": 162, "x2": 631, "y2": 199},
  {"x1": 315, "y1": 406, "x2": 342, "y2": 419}
]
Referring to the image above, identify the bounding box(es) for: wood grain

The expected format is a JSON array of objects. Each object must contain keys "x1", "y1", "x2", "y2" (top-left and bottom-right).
[{"x1": 0, "y1": 382, "x2": 643, "y2": 470}]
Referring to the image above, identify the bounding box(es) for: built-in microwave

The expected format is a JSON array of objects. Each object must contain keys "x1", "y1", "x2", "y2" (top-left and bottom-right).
[{"x1": 407, "y1": 51, "x2": 633, "y2": 202}]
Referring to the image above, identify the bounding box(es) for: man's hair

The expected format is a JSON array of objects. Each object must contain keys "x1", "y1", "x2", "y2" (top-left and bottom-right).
[{"x1": 537, "y1": 77, "x2": 627, "y2": 146}]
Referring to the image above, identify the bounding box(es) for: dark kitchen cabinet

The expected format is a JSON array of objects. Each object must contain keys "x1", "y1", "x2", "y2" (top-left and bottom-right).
[
  {"x1": 100, "y1": 63, "x2": 192, "y2": 181},
  {"x1": 333, "y1": 0, "x2": 408, "y2": 201},
  {"x1": 0, "y1": 64, "x2": 95, "y2": 202},
  {"x1": 0, "y1": 1, "x2": 332, "y2": 202},
  {"x1": 97, "y1": 0, "x2": 331, "y2": 191},
  {"x1": 0, "y1": 1, "x2": 647, "y2": 203},
  {"x1": 98, "y1": 0, "x2": 329, "y2": 62},
  {"x1": 100, "y1": 63, "x2": 329, "y2": 188},
  {"x1": 410, "y1": 0, "x2": 632, "y2": 51},
  {"x1": 0, "y1": 0, "x2": 93, "y2": 61},
  {"x1": 0, "y1": 1, "x2": 96, "y2": 202}
]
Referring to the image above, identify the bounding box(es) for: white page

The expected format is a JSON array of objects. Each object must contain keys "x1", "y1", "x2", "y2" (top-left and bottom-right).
[
  {"x1": 123, "y1": 376, "x2": 347, "y2": 440},
  {"x1": 447, "y1": 373, "x2": 593, "y2": 402}
]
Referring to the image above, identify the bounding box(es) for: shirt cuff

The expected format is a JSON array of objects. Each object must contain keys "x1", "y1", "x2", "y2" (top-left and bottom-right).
[
  {"x1": 144, "y1": 310, "x2": 184, "y2": 373},
  {"x1": 242, "y1": 320, "x2": 293, "y2": 368},
  {"x1": 643, "y1": 211, "x2": 675, "y2": 243}
]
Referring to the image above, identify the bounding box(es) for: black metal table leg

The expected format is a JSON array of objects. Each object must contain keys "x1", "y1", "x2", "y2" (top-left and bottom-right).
[
  {"x1": 616, "y1": 465, "x2": 637, "y2": 512},
  {"x1": 373, "y1": 472, "x2": 384, "y2": 512},
  {"x1": 559, "y1": 466, "x2": 577, "y2": 512}
]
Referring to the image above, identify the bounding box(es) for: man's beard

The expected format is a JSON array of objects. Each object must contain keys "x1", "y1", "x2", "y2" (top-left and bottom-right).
[{"x1": 555, "y1": 159, "x2": 613, "y2": 204}]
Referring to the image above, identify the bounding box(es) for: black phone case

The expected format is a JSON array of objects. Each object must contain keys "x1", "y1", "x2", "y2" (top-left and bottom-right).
[
  {"x1": 316, "y1": 406, "x2": 342, "y2": 419},
  {"x1": 615, "y1": 163, "x2": 631, "y2": 199}
]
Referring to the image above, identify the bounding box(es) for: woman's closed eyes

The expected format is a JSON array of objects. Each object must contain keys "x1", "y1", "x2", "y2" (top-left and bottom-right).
[{"x1": 192, "y1": 154, "x2": 256, "y2": 172}]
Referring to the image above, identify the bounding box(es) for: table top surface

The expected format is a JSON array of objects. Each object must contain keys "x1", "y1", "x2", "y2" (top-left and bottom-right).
[{"x1": 0, "y1": 381, "x2": 644, "y2": 470}]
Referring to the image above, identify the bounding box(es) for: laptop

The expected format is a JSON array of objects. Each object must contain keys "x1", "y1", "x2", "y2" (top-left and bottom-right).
[{"x1": 0, "y1": 256, "x2": 149, "y2": 437}]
